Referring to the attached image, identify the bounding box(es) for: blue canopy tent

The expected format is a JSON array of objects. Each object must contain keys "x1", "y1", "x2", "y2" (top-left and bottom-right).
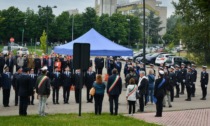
[{"x1": 53, "y1": 28, "x2": 133, "y2": 56}]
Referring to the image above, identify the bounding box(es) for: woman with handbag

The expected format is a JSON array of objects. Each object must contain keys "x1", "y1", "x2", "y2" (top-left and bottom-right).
[
  {"x1": 126, "y1": 78, "x2": 138, "y2": 116},
  {"x1": 92, "y1": 75, "x2": 106, "y2": 115}
]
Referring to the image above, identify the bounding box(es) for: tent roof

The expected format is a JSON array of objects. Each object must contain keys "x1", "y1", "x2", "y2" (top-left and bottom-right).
[{"x1": 53, "y1": 28, "x2": 133, "y2": 56}]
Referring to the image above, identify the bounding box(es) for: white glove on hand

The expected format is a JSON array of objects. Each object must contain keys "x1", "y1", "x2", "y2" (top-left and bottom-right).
[
  {"x1": 205, "y1": 85, "x2": 207, "y2": 88},
  {"x1": 183, "y1": 80, "x2": 185, "y2": 83}
]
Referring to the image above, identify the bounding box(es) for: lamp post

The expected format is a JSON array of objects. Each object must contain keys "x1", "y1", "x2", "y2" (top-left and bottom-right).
[
  {"x1": 38, "y1": 5, "x2": 57, "y2": 54},
  {"x1": 143, "y1": 0, "x2": 146, "y2": 71},
  {"x1": 72, "y1": 15, "x2": 74, "y2": 41},
  {"x1": 126, "y1": 19, "x2": 131, "y2": 47}
]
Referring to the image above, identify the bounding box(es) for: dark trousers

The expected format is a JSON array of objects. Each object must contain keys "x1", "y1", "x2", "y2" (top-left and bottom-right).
[
  {"x1": 191, "y1": 83, "x2": 196, "y2": 95},
  {"x1": 94, "y1": 94, "x2": 104, "y2": 115},
  {"x1": 128, "y1": 100, "x2": 136, "y2": 114},
  {"x1": 63, "y1": 86, "x2": 70, "y2": 103},
  {"x1": 109, "y1": 95, "x2": 119, "y2": 115},
  {"x1": 181, "y1": 82, "x2": 185, "y2": 93},
  {"x1": 186, "y1": 86, "x2": 192, "y2": 100},
  {"x1": 156, "y1": 96, "x2": 164, "y2": 116},
  {"x1": 139, "y1": 94, "x2": 144, "y2": 112},
  {"x1": 201, "y1": 85, "x2": 207, "y2": 98},
  {"x1": 144, "y1": 94, "x2": 148, "y2": 106},
  {"x1": 95, "y1": 67, "x2": 98, "y2": 74},
  {"x1": 75, "y1": 88, "x2": 80, "y2": 103},
  {"x1": 28, "y1": 95, "x2": 34, "y2": 104},
  {"x1": 175, "y1": 84, "x2": 180, "y2": 97},
  {"x1": 19, "y1": 96, "x2": 28, "y2": 116},
  {"x1": 98, "y1": 68, "x2": 103, "y2": 75},
  {"x1": 34, "y1": 67, "x2": 39, "y2": 74},
  {"x1": 86, "y1": 87, "x2": 93, "y2": 102},
  {"x1": 3, "y1": 89, "x2": 10, "y2": 106},
  {"x1": 170, "y1": 87, "x2": 174, "y2": 102},
  {"x1": 15, "y1": 89, "x2": 19, "y2": 105},
  {"x1": 52, "y1": 87, "x2": 59, "y2": 103}
]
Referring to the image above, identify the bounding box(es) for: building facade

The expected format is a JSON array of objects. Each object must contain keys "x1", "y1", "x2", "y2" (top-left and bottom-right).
[
  {"x1": 67, "y1": 9, "x2": 79, "y2": 15},
  {"x1": 95, "y1": 0, "x2": 118, "y2": 16}
]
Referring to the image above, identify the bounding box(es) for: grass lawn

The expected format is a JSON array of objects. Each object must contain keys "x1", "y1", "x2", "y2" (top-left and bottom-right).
[{"x1": 0, "y1": 113, "x2": 159, "y2": 126}]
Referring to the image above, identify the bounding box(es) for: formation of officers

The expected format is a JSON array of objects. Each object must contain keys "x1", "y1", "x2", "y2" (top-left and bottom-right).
[{"x1": 0, "y1": 52, "x2": 209, "y2": 116}]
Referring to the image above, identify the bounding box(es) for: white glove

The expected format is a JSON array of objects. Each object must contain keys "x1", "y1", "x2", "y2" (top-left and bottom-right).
[
  {"x1": 183, "y1": 80, "x2": 185, "y2": 83},
  {"x1": 205, "y1": 85, "x2": 207, "y2": 88}
]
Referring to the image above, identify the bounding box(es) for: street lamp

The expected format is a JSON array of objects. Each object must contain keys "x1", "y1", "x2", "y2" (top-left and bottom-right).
[
  {"x1": 38, "y1": 5, "x2": 57, "y2": 54},
  {"x1": 126, "y1": 19, "x2": 131, "y2": 47},
  {"x1": 72, "y1": 15, "x2": 74, "y2": 41},
  {"x1": 143, "y1": 0, "x2": 146, "y2": 71}
]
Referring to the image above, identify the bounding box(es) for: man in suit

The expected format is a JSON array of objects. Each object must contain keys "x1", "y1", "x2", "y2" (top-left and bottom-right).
[
  {"x1": 46, "y1": 55, "x2": 54, "y2": 75},
  {"x1": 114, "y1": 58, "x2": 122, "y2": 76},
  {"x1": 62, "y1": 66, "x2": 72, "y2": 104},
  {"x1": 17, "y1": 68, "x2": 31, "y2": 116},
  {"x1": 200, "y1": 66, "x2": 209, "y2": 100},
  {"x1": 73, "y1": 69, "x2": 83, "y2": 103},
  {"x1": 12, "y1": 67, "x2": 22, "y2": 106},
  {"x1": 191, "y1": 64, "x2": 197, "y2": 97},
  {"x1": 17, "y1": 54, "x2": 24, "y2": 68},
  {"x1": 107, "y1": 69, "x2": 122, "y2": 115},
  {"x1": 85, "y1": 67, "x2": 96, "y2": 103},
  {"x1": 174, "y1": 65, "x2": 182, "y2": 98},
  {"x1": 137, "y1": 71, "x2": 148, "y2": 112},
  {"x1": 97, "y1": 57, "x2": 104, "y2": 75},
  {"x1": 28, "y1": 69, "x2": 37, "y2": 105},
  {"x1": 180, "y1": 63, "x2": 187, "y2": 94},
  {"x1": 51, "y1": 67, "x2": 61, "y2": 104},
  {"x1": 94, "y1": 57, "x2": 99, "y2": 74},
  {"x1": 169, "y1": 66, "x2": 175, "y2": 102},
  {"x1": 1, "y1": 66, "x2": 12, "y2": 107},
  {"x1": 34, "y1": 55, "x2": 41, "y2": 74},
  {"x1": 0, "y1": 53, "x2": 5, "y2": 74},
  {"x1": 185, "y1": 67, "x2": 193, "y2": 101},
  {"x1": 6, "y1": 54, "x2": 14, "y2": 74}
]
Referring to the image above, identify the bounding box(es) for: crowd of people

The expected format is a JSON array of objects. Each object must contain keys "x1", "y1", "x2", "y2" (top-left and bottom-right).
[{"x1": 0, "y1": 52, "x2": 209, "y2": 117}]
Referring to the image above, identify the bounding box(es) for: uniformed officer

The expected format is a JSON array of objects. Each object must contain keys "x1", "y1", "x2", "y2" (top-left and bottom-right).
[
  {"x1": 2, "y1": 66, "x2": 12, "y2": 107},
  {"x1": 74, "y1": 69, "x2": 82, "y2": 103},
  {"x1": 85, "y1": 67, "x2": 96, "y2": 103},
  {"x1": 97, "y1": 57, "x2": 104, "y2": 75},
  {"x1": 28, "y1": 69, "x2": 37, "y2": 105},
  {"x1": 12, "y1": 67, "x2": 22, "y2": 106},
  {"x1": 200, "y1": 66, "x2": 209, "y2": 100},
  {"x1": 51, "y1": 67, "x2": 61, "y2": 104},
  {"x1": 174, "y1": 65, "x2": 181, "y2": 98},
  {"x1": 185, "y1": 67, "x2": 193, "y2": 101},
  {"x1": 169, "y1": 66, "x2": 175, "y2": 102},
  {"x1": 114, "y1": 58, "x2": 122, "y2": 75},
  {"x1": 180, "y1": 63, "x2": 187, "y2": 94},
  {"x1": 62, "y1": 66, "x2": 72, "y2": 104},
  {"x1": 191, "y1": 64, "x2": 197, "y2": 97}
]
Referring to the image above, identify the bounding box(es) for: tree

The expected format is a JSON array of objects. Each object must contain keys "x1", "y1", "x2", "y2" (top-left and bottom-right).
[
  {"x1": 55, "y1": 11, "x2": 71, "y2": 42},
  {"x1": 98, "y1": 14, "x2": 113, "y2": 39},
  {"x1": 146, "y1": 11, "x2": 163, "y2": 44},
  {"x1": 40, "y1": 30, "x2": 47, "y2": 53},
  {"x1": 110, "y1": 13, "x2": 128, "y2": 45},
  {"x1": 82, "y1": 7, "x2": 98, "y2": 32},
  {"x1": 173, "y1": 0, "x2": 210, "y2": 63}
]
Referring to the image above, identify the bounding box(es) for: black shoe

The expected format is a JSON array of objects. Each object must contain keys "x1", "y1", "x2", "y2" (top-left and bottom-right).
[
  {"x1": 15, "y1": 104, "x2": 18, "y2": 106},
  {"x1": 180, "y1": 93, "x2": 184, "y2": 95},
  {"x1": 53, "y1": 102, "x2": 56, "y2": 104},
  {"x1": 169, "y1": 105, "x2": 172, "y2": 108},
  {"x1": 175, "y1": 96, "x2": 179, "y2": 98},
  {"x1": 56, "y1": 102, "x2": 59, "y2": 104},
  {"x1": 185, "y1": 99, "x2": 191, "y2": 101},
  {"x1": 155, "y1": 115, "x2": 162, "y2": 117},
  {"x1": 163, "y1": 105, "x2": 166, "y2": 107},
  {"x1": 191, "y1": 94, "x2": 195, "y2": 97},
  {"x1": 200, "y1": 98, "x2": 206, "y2": 100},
  {"x1": 31, "y1": 103, "x2": 34, "y2": 105}
]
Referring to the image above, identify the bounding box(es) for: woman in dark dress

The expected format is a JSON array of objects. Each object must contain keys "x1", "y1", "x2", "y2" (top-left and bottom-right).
[{"x1": 154, "y1": 70, "x2": 166, "y2": 117}]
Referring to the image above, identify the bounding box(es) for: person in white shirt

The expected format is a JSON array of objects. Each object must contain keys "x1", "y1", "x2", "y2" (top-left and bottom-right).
[{"x1": 126, "y1": 78, "x2": 138, "y2": 115}]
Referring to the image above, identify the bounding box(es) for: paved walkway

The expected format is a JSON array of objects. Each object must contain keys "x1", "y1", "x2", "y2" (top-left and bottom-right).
[{"x1": 132, "y1": 109, "x2": 210, "y2": 126}]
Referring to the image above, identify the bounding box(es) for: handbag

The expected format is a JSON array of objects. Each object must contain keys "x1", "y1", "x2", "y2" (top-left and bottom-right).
[{"x1": 89, "y1": 87, "x2": 96, "y2": 96}]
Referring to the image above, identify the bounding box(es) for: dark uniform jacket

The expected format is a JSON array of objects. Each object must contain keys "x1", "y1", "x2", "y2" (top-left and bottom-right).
[
  {"x1": 62, "y1": 71, "x2": 72, "y2": 87},
  {"x1": 175, "y1": 70, "x2": 182, "y2": 83},
  {"x1": 138, "y1": 77, "x2": 149, "y2": 95},
  {"x1": 200, "y1": 72, "x2": 209, "y2": 85},
  {"x1": 51, "y1": 72, "x2": 61, "y2": 87},
  {"x1": 107, "y1": 74, "x2": 122, "y2": 95},
  {"x1": 169, "y1": 72, "x2": 175, "y2": 86},
  {"x1": 1, "y1": 72, "x2": 12, "y2": 89},
  {"x1": 164, "y1": 75, "x2": 171, "y2": 91},
  {"x1": 115, "y1": 61, "x2": 122, "y2": 74},
  {"x1": 97, "y1": 58, "x2": 104, "y2": 69},
  {"x1": 186, "y1": 72, "x2": 193, "y2": 87},
  {"x1": 154, "y1": 77, "x2": 166, "y2": 98},
  {"x1": 34, "y1": 58, "x2": 41, "y2": 69},
  {"x1": 181, "y1": 68, "x2": 187, "y2": 82},
  {"x1": 85, "y1": 71, "x2": 96, "y2": 88},
  {"x1": 36, "y1": 75, "x2": 51, "y2": 95},
  {"x1": 73, "y1": 73, "x2": 83, "y2": 89},
  {"x1": 29, "y1": 74, "x2": 37, "y2": 95},
  {"x1": 191, "y1": 69, "x2": 197, "y2": 83},
  {"x1": 17, "y1": 74, "x2": 31, "y2": 97}
]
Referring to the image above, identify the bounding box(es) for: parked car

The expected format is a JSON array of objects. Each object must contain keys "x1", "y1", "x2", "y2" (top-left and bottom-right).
[
  {"x1": 2, "y1": 46, "x2": 9, "y2": 55},
  {"x1": 165, "y1": 56, "x2": 194, "y2": 67},
  {"x1": 133, "y1": 52, "x2": 145, "y2": 61},
  {"x1": 121, "y1": 56, "x2": 133, "y2": 61},
  {"x1": 17, "y1": 47, "x2": 29, "y2": 55},
  {"x1": 8, "y1": 43, "x2": 22, "y2": 50},
  {"x1": 135, "y1": 53, "x2": 152, "y2": 63},
  {"x1": 144, "y1": 52, "x2": 167, "y2": 64},
  {"x1": 155, "y1": 53, "x2": 175, "y2": 65}
]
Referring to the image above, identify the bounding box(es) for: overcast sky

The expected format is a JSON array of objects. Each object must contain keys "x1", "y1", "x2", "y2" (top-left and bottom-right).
[{"x1": 0, "y1": 0, "x2": 178, "y2": 17}]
